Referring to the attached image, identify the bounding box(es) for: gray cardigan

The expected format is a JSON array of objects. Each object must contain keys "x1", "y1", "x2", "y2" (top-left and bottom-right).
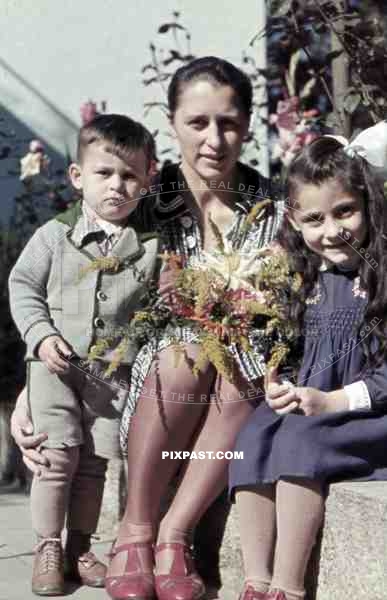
[{"x1": 9, "y1": 205, "x2": 160, "y2": 363}]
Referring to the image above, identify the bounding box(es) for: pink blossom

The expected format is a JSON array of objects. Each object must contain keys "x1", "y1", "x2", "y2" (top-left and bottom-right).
[
  {"x1": 29, "y1": 139, "x2": 44, "y2": 153},
  {"x1": 80, "y1": 100, "x2": 98, "y2": 125},
  {"x1": 273, "y1": 97, "x2": 300, "y2": 131},
  {"x1": 270, "y1": 96, "x2": 319, "y2": 167}
]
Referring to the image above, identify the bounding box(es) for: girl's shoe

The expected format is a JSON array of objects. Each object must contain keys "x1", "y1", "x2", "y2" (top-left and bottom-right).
[
  {"x1": 239, "y1": 585, "x2": 268, "y2": 600},
  {"x1": 154, "y1": 542, "x2": 206, "y2": 600},
  {"x1": 266, "y1": 590, "x2": 288, "y2": 600},
  {"x1": 105, "y1": 541, "x2": 155, "y2": 600},
  {"x1": 31, "y1": 537, "x2": 64, "y2": 596}
]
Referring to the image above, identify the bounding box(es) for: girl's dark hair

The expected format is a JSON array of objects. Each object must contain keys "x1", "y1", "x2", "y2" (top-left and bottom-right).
[
  {"x1": 167, "y1": 56, "x2": 253, "y2": 119},
  {"x1": 277, "y1": 135, "x2": 387, "y2": 367}
]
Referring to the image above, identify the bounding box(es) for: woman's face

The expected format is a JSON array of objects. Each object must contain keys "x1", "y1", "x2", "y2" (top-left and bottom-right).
[{"x1": 171, "y1": 80, "x2": 249, "y2": 183}]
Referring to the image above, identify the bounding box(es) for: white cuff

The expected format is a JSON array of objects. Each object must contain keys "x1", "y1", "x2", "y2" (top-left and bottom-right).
[{"x1": 344, "y1": 381, "x2": 372, "y2": 411}]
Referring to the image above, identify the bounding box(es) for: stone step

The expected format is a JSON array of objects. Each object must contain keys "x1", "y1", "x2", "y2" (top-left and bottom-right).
[
  {"x1": 98, "y1": 462, "x2": 387, "y2": 600},
  {"x1": 312, "y1": 481, "x2": 387, "y2": 600},
  {"x1": 219, "y1": 481, "x2": 387, "y2": 600}
]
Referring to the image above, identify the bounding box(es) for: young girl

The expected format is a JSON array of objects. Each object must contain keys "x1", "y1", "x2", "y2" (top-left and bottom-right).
[{"x1": 229, "y1": 122, "x2": 387, "y2": 600}]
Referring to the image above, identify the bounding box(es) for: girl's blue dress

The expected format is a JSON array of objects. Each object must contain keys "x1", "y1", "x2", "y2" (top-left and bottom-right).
[{"x1": 229, "y1": 267, "x2": 387, "y2": 495}]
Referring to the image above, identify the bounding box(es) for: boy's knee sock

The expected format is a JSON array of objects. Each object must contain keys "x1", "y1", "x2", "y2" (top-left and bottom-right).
[
  {"x1": 31, "y1": 447, "x2": 80, "y2": 538},
  {"x1": 67, "y1": 452, "x2": 107, "y2": 534}
]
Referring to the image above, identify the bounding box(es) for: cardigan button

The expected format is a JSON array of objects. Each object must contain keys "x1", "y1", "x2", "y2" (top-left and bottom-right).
[
  {"x1": 96, "y1": 291, "x2": 108, "y2": 301},
  {"x1": 93, "y1": 317, "x2": 105, "y2": 329},
  {"x1": 186, "y1": 235, "x2": 197, "y2": 249},
  {"x1": 180, "y1": 215, "x2": 193, "y2": 229}
]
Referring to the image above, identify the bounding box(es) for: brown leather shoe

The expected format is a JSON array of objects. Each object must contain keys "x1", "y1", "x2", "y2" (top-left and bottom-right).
[
  {"x1": 105, "y1": 541, "x2": 155, "y2": 600},
  {"x1": 239, "y1": 585, "x2": 268, "y2": 600},
  {"x1": 154, "y1": 542, "x2": 205, "y2": 600},
  {"x1": 32, "y1": 537, "x2": 64, "y2": 596},
  {"x1": 65, "y1": 531, "x2": 106, "y2": 587}
]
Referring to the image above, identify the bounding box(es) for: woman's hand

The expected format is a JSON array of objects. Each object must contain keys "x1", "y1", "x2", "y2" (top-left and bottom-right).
[
  {"x1": 265, "y1": 367, "x2": 300, "y2": 415},
  {"x1": 158, "y1": 264, "x2": 181, "y2": 306},
  {"x1": 10, "y1": 389, "x2": 49, "y2": 476}
]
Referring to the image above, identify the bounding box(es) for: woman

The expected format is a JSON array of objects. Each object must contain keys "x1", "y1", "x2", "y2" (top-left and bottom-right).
[
  {"x1": 106, "y1": 57, "x2": 283, "y2": 600},
  {"x1": 12, "y1": 57, "x2": 284, "y2": 600}
]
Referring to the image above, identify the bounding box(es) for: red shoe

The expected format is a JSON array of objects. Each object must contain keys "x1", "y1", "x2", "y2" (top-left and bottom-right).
[
  {"x1": 239, "y1": 585, "x2": 268, "y2": 600},
  {"x1": 105, "y1": 541, "x2": 155, "y2": 600},
  {"x1": 266, "y1": 591, "x2": 288, "y2": 600},
  {"x1": 154, "y1": 542, "x2": 205, "y2": 600}
]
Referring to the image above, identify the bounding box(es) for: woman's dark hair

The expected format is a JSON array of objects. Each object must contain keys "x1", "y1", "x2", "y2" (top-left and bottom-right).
[
  {"x1": 277, "y1": 135, "x2": 387, "y2": 367},
  {"x1": 167, "y1": 56, "x2": 253, "y2": 119}
]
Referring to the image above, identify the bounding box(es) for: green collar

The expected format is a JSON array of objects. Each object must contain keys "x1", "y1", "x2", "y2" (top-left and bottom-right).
[{"x1": 55, "y1": 201, "x2": 83, "y2": 228}]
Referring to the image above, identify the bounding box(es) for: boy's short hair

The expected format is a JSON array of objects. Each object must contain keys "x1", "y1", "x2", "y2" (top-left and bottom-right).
[{"x1": 77, "y1": 113, "x2": 156, "y2": 170}]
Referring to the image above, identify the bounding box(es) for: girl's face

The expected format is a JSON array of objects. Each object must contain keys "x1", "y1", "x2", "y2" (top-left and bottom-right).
[
  {"x1": 171, "y1": 80, "x2": 249, "y2": 183},
  {"x1": 288, "y1": 178, "x2": 368, "y2": 268}
]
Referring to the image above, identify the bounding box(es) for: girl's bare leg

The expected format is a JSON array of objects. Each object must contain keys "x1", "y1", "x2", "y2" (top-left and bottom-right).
[
  {"x1": 234, "y1": 486, "x2": 276, "y2": 594},
  {"x1": 270, "y1": 477, "x2": 325, "y2": 600}
]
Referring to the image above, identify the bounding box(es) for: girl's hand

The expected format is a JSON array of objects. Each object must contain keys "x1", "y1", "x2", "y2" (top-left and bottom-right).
[
  {"x1": 265, "y1": 367, "x2": 300, "y2": 415},
  {"x1": 295, "y1": 387, "x2": 349, "y2": 415}
]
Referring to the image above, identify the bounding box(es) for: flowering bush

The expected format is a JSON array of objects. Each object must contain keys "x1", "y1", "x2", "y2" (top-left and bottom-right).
[
  {"x1": 270, "y1": 96, "x2": 319, "y2": 167},
  {"x1": 80, "y1": 100, "x2": 107, "y2": 125},
  {"x1": 11, "y1": 139, "x2": 77, "y2": 245}
]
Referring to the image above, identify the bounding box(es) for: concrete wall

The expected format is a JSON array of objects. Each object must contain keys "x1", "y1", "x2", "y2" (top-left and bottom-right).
[{"x1": 0, "y1": 0, "x2": 263, "y2": 223}]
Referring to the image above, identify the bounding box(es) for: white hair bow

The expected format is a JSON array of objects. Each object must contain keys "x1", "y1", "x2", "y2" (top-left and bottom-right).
[{"x1": 326, "y1": 121, "x2": 387, "y2": 168}]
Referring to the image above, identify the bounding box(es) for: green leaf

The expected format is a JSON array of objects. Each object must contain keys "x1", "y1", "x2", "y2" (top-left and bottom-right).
[
  {"x1": 324, "y1": 112, "x2": 340, "y2": 131},
  {"x1": 324, "y1": 49, "x2": 344, "y2": 62},
  {"x1": 141, "y1": 64, "x2": 157, "y2": 74},
  {"x1": 270, "y1": 0, "x2": 292, "y2": 17},
  {"x1": 343, "y1": 93, "x2": 361, "y2": 115},
  {"x1": 158, "y1": 23, "x2": 171, "y2": 34},
  {"x1": 208, "y1": 214, "x2": 225, "y2": 253},
  {"x1": 158, "y1": 22, "x2": 185, "y2": 34}
]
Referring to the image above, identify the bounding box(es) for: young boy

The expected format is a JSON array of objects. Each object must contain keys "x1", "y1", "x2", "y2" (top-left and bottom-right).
[{"x1": 9, "y1": 114, "x2": 159, "y2": 596}]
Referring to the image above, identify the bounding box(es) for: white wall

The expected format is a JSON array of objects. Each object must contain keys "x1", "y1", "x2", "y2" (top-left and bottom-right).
[{"x1": 0, "y1": 0, "x2": 264, "y2": 221}]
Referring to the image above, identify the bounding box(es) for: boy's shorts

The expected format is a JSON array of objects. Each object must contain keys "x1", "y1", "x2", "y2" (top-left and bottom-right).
[{"x1": 26, "y1": 358, "x2": 130, "y2": 460}]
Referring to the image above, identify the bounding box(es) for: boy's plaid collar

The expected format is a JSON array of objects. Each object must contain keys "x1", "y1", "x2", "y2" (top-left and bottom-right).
[{"x1": 71, "y1": 203, "x2": 125, "y2": 248}]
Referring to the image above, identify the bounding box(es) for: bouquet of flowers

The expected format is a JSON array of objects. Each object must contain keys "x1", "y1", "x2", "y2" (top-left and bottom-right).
[{"x1": 87, "y1": 200, "x2": 302, "y2": 382}]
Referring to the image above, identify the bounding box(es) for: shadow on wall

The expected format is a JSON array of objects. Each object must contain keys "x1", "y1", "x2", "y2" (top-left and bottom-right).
[{"x1": 0, "y1": 56, "x2": 78, "y2": 225}]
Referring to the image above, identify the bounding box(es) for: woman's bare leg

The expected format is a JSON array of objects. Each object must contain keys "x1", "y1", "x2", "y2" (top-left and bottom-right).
[
  {"x1": 155, "y1": 375, "x2": 262, "y2": 572},
  {"x1": 107, "y1": 345, "x2": 215, "y2": 577}
]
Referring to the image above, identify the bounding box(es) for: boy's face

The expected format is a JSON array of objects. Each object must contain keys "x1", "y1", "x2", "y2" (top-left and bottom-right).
[{"x1": 69, "y1": 143, "x2": 150, "y2": 223}]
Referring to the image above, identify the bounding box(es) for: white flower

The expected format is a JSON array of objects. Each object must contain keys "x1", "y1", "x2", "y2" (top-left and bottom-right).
[{"x1": 197, "y1": 246, "x2": 268, "y2": 292}]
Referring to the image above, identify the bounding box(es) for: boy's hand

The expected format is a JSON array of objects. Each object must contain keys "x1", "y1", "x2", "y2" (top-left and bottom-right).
[
  {"x1": 265, "y1": 367, "x2": 300, "y2": 415},
  {"x1": 11, "y1": 390, "x2": 49, "y2": 476},
  {"x1": 38, "y1": 336, "x2": 73, "y2": 374}
]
